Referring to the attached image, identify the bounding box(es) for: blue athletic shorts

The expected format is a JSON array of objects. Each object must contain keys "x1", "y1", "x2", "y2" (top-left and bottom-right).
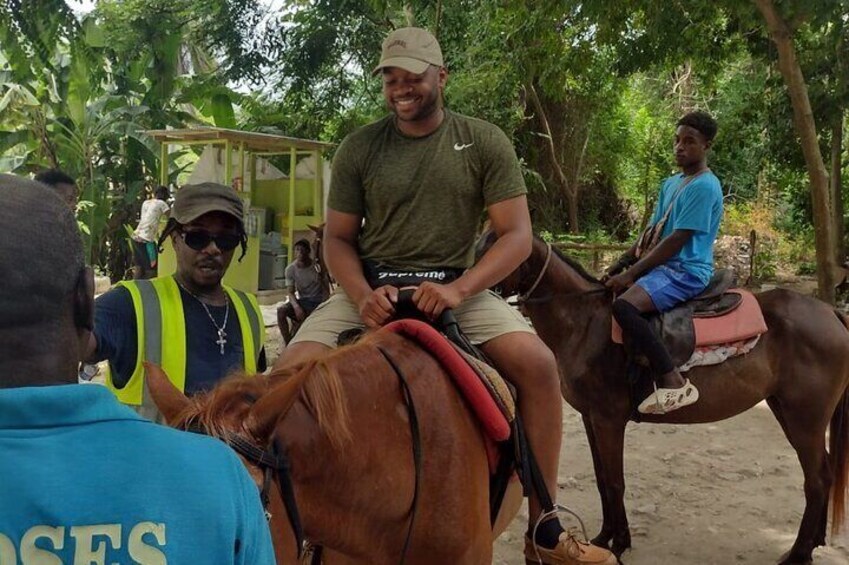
[{"x1": 635, "y1": 265, "x2": 707, "y2": 312}]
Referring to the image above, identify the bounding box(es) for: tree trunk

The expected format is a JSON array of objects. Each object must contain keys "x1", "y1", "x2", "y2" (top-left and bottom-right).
[
  {"x1": 832, "y1": 117, "x2": 845, "y2": 263},
  {"x1": 753, "y1": 0, "x2": 839, "y2": 304},
  {"x1": 527, "y1": 82, "x2": 580, "y2": 233}
]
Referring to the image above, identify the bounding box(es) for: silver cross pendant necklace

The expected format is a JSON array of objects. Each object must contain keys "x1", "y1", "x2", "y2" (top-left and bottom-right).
[{"x1": 177, "y1": 281, "x2": 230, "y2": 355}]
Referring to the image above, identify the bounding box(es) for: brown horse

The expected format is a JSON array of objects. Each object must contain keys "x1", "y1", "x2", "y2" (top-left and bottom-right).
[
  {"x1": 146, "y1": 329, "x2": 519, "y2": 564},
  {"x1": 478, "y1": 232, "x2": 849, "y2": 564}
]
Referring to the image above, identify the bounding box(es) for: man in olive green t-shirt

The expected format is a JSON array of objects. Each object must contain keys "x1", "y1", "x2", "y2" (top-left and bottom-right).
[{"x1": 273, "y1": 27, "x2": 615, "y2": 565}]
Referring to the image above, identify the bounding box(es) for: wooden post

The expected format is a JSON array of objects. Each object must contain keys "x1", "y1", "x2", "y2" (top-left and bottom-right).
[
  {"x1": 313, "y1": 149, "x2": 323, "y2": 218},
  {"x1": 224, "y1": 140, "x2": 232, "y2": 187},
  {"x1": 288, "y1": 147, "x2": 297, "y2": 254},
  {"x1": 747, "y1": 229, "x2": 757, "y2": 286},
  {"x1": 159, "y1": 142, "x2": 168, "y2": 187}
]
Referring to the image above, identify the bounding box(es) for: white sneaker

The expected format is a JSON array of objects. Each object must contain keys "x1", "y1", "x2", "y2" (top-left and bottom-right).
[{"x1": 638, "y1": 379, "x2": 699, "y2": 414}]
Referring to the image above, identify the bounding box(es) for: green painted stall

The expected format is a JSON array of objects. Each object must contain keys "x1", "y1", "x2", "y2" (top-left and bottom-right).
[{"x1": 145, "y1": 127, "x2": 332, "y2": 294}]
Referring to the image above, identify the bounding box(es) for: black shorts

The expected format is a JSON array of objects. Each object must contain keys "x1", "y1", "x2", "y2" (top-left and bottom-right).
[{"x1": 132, "y1": 239, "x2": 154, "y2": 270}]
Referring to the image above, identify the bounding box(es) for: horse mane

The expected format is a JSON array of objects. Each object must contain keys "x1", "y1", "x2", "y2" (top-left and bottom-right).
[
  {"x1": 289, "y1": 356, "x2": 352, "y2": 450},
  {"x1": 174, "y1": 358, "x2": 354, "y2": 450},
  {"x1": 546, "y1": 240, "x2": 603, "y2": 284},
  {"x1": 173, "y1": 372, "x2": 274, "y2": 438}
]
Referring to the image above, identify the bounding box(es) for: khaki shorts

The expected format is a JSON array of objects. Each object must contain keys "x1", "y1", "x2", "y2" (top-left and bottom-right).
[{"x1": 291, "y1": 288, "x2": 534, "y2": 348}]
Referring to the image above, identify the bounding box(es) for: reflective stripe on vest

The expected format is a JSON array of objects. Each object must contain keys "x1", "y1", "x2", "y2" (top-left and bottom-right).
[
  {"x1": 225, "y1": 286, "x2": 265, "y2": 374},
  {"x1": 105, "y1": 276, "x2": 263, "y2": 405}
]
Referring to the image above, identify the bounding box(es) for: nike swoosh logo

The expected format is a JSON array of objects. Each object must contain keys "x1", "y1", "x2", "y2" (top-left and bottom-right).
[{"x1": 454, "y1": 142, "x2": 474, "y2": 151}]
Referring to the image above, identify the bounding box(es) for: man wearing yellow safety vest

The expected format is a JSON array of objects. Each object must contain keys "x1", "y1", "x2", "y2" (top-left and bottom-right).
[{"x1": 86, "y1": 182, "x2": 265, "y2": 421}]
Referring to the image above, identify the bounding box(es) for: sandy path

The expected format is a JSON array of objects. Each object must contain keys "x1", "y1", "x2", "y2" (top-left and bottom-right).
[{"x1": 492, "y1": 401, "x2": 849, "y2": 564}]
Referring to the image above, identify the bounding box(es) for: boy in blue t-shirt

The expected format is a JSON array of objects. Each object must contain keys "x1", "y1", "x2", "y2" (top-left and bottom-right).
[{"x1": 604, "y1": 111, "x2": 723, "y2": 415}]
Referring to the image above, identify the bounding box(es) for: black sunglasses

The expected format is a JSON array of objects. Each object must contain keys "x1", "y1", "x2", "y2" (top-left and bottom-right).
[{"x1": 180, "y1": 230, "x2": 242, "y2": 251}]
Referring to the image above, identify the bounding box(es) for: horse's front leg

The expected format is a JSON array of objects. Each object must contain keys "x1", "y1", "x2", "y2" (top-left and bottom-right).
[{"x1": 582, "y1": 414, "x2": 630, "y2": 556}]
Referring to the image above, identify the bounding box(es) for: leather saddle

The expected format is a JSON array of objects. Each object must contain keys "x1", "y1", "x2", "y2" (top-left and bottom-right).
[
  {"x1": 340, "y1": 289, "x2": 515, "y2": 426},
  {"x1": 611, "y1": 269, "x2": 769, "y2": 421},
  {"x1": 612, "y1": 268, "x2": 762, "y2": 367},
  {"x1": 650, "y1": 268, "x2": 740, "y2": 367}
]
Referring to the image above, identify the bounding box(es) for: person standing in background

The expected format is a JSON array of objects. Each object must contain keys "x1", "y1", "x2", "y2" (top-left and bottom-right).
[{"x1": 131, "y1": 185, "x2": 171, "y2": 279}]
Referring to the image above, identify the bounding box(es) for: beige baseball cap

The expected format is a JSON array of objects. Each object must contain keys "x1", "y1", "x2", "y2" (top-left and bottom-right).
[{"x1": 372, "y1": 27, "x2": 444, "y2": 76}]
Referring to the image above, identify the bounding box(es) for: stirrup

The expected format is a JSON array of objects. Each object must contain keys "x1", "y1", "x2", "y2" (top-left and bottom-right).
[{"x1": 528, "y1": 504, "x2": 590, "y2": 564}]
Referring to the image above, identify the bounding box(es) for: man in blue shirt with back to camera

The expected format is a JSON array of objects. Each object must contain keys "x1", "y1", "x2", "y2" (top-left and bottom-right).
[
  {"x1": 604, "y1": 111, "x2": 723, "y2": 415},
  {"x1": 0, "y1": 174, "x2": 274, "y2": 565}
]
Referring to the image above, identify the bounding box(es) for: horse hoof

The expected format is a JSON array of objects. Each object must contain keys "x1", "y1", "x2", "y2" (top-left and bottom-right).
[
  {"x1": 776, "y1": 549, "x2": 813, "y2": 565},
  {"x1": 611, "y1": 531, "x2": 631, "y2": 557},
  {"x1": 591, "y1": 533, "x2": 611, "y2": 549},
  {"x1": 611, "y1": 539, "x2": 631, "y2": 557}
]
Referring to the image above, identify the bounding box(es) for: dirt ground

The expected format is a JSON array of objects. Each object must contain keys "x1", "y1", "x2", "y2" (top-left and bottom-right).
[
  {"x1": 262, "y1": 279, "x2": 849, "y2": 565},
  {"x1": 491, "y1": 402, "x2": 849, "y2": 565}
]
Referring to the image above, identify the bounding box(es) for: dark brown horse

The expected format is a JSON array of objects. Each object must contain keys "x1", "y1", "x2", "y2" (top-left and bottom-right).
[
  {"x1": 146, "y1": 329, "x2": 520, "y2": 564},
  {"x1": 307, "y1": 222, "x2": 334, "y2": 297},
  {"x1": 479, "y1": 232, "x2": 849, "y2": 564}
]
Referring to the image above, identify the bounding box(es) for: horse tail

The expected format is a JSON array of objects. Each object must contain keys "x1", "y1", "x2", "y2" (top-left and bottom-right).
[
  {"x1": 830, "y1": 310, "x2": 849, "y2": 534},
  {"x1": 830, "y1": 385, "x2": 849, "y2": 534}
]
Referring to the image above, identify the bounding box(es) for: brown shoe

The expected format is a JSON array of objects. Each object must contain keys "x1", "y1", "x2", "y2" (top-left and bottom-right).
[{"x1": 524, "y1": 531, "x2": 617, "y2": 565}]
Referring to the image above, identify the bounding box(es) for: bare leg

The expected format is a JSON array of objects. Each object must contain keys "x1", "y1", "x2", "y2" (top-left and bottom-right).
[
  {"x1": 480, "y1": 332, "x2": 561, "y2": 528},
  {"x1": 276, "y1": 308, "x2": 289, "y2": 344}
]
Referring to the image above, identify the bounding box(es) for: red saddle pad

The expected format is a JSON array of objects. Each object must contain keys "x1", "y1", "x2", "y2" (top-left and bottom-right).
[
  {"x1": 611, "y1": 288, "x2": 767, "y2": 348},
  {"x1": 382, "y1": 319, "x2": 511, "y2": 443}
]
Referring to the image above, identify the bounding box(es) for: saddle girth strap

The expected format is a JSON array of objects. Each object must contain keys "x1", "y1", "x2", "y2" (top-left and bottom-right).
[{"x1": 376, "y1": 347, "x2": 422, "y2": 565}]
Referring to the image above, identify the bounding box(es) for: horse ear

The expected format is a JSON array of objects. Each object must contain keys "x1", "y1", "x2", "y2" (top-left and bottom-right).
[
  {"x1": 246, "y1": 369, "x2": 309, "y2": 440},
  {"x1": 144, "y1": 362, "x2": 190, "y2": 425}
]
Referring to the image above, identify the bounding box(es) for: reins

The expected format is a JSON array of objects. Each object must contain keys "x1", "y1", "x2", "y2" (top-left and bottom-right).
[
  {"x1": 376, "y1": 346, "x2": 422, "y2": 565},
  {"x1": 517, "y1": 241, "x2": 552, "y2": 303},
  {"x1": 520, "y1": 287, "x2": 609, "y2": 305},
  {"x1": 515, "y1": 241, "x2": 609, "y2": 305},
  {"x1": 186, "y1": 348, "x2": 423, "y2": 565}
]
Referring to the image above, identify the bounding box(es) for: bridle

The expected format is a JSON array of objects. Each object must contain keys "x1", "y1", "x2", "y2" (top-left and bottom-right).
[
  {"x1": 516, "y1": 241, "x2": 552, "y2": 304},
  {"x1": 312, "y1": 235, "x2": 324, "y2": 277},
  {"x1": 184, "y1": 348, "x2": 422, "y2": 565},
  {"x1": 186, "y1": 424, "x2": 308, "y2": 561},
  {"x1": 513, "y1": 241, "x2": 608, "y2": 305}
]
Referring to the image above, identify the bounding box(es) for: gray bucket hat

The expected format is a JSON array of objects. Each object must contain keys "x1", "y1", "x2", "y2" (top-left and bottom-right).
[{"x1": 172, "y1": 182, "x2": 244, "y2": 227}]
